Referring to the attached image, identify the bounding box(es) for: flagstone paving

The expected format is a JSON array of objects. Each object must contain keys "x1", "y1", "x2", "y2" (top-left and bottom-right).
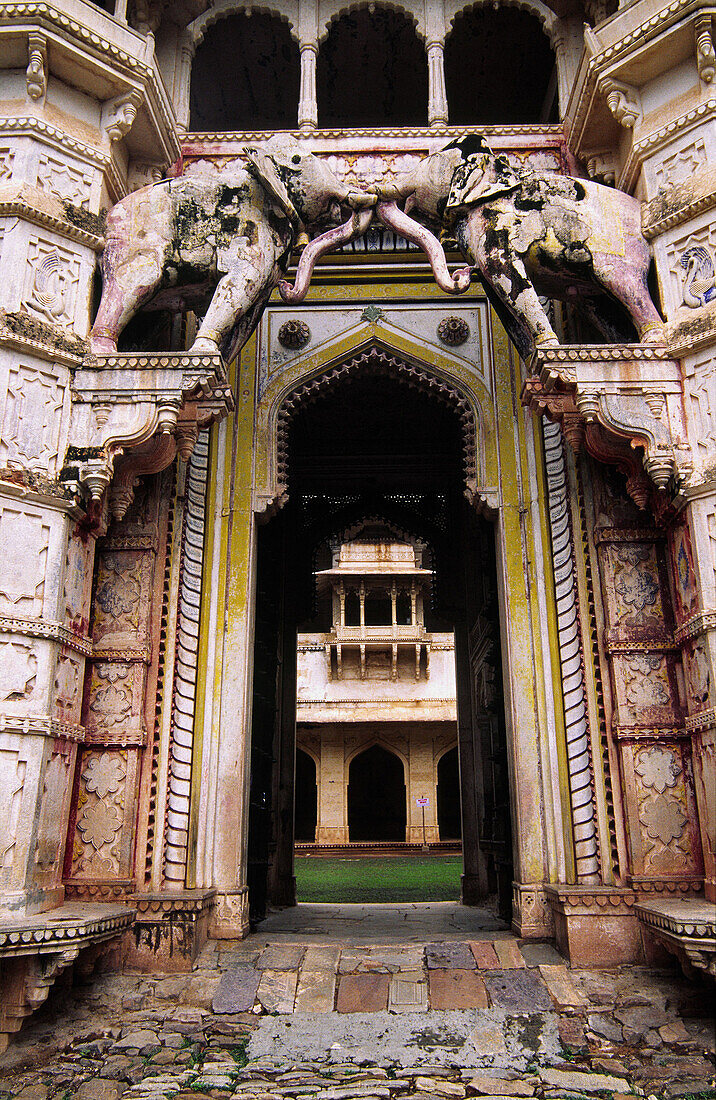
[{"x1": 0, "y1": 932, "x2": 714, "y2": 1100}]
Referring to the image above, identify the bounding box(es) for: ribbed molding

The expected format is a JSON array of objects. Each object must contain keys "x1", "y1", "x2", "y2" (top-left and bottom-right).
[
  {"x1": 163, "y1": 432, "x2": 209, "y2": 885},
  {"x1": 543, "y1": 420, "x2": 600, "y2": 884}
]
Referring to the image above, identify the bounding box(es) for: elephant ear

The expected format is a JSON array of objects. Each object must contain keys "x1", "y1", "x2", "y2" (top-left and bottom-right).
[
  {"x1": 445, "y1": 153, "x2": 520, "y2": 216},
  {"x1": 244, "y1": 146, "x2": 301, "y2": 229}
]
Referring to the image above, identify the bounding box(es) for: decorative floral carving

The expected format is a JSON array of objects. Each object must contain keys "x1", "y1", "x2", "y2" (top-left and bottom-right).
[
  {"x1": 623, "y1": 654, "x2": 669, "y2": 710},
  {"x1": 0, "y1": 642, "x2": 37, "y2": 701},
  {"x1": 278, "y1": 319, "x2": 310, "y2": 349},
  {"x1": 642, "y1": 793, "x2": 687, "y2": 846},
  {"x1": 437, "y1": 316, "x2": 470, "y2": 346},
  {"x1": 680, "y1": 246, "x2": 716, "y2": 309},
  {"x1": 94, "y1": 557, "x2": 142, "y2": 625},
  {"x1": 82, "y1": 754, "x2": 126, "y2": 799},
  {"x1": 635, "y1": 747, "x2": 682, "y2": 793},
  {"x1": 688, "y1": 642, "x2": 711, "y2": 706},
  {"x1": 614, "y1": 545, "x2": 660, "y2": 614},
  {"x1": 76, "y1": 800, "x2": 122, "y2": 849}
]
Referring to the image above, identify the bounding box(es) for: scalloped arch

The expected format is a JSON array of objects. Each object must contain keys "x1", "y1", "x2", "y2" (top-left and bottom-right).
[
  {"x1": 346, "y1": 738, "x2": 409, "y2": 775},
  {"x1": 319, "y1": 0, "x2": 426, "y2": 43},
  {"x1": 188, "y1": 1, "x2": 299, "y2": 48},
  {"x1": 445, "y1": 0, "x2": 558, "y2": 37}
]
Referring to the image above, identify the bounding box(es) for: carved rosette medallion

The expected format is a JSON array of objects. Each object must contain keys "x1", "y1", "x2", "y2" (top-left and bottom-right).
[
  {"x1": 278, "y1": 320, "x2": 311, "y2": 349},
  {"x1": 437, "y1": 316, "x2": 470, "y2": 346}
]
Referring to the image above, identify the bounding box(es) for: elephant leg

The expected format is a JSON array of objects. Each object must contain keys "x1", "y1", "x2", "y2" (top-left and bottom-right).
[
  {"x1": 192, "y1": 260, "x2": 278, "y2": 357},
  {"x1": 90, "y1": 240, "x2": 164, "y2": 354},
  {"x1": 596, "y1": 262, "x2": 665, "y2": 343},
  {"x1": 476, "y1": 239, "x2": 559, "y2": 349}
]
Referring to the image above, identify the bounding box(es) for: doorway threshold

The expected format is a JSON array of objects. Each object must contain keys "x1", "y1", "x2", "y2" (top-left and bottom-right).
[{"x1": 255, "y1": 901, "x2": 510, "y2": 943}]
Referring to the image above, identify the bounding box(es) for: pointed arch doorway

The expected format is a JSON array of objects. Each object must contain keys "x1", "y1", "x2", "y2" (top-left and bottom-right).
[{"x1": 247, "y1": 345, "x2": 513, "y2": 925}]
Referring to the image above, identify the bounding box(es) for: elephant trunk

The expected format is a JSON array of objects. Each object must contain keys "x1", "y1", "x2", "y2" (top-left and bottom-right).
[
  {"x1": 376, "y1": 201, "x2": 472, "y2": 295},
  {"x1": 279, "y1": 208, "x2": 374, "y2": 304}
]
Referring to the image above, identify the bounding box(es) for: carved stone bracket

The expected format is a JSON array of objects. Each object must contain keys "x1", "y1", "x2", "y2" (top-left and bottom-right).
[
  {"x1": 635, "y1": 897, "x2": 716, "y2": 978},
  {"x1": 524, "y1": 345, "x2": 686, "y2": 507},
  {"x1": 26, "y1": 32, "x2": 47, "y2": 102},
  {"x1": 0, "y1": 903, "x2": 134, "y2": 1049},
  {"x1": 598, "y1": 77, "x2": 641, "y2": 128},
  {"x1": 68, "y1": 351, "x2": 234, "y2": 511}
]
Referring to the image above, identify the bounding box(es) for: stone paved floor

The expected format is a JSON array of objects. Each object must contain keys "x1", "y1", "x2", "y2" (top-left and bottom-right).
[{"x1": 1, "y1": 913, "x2": 714, "y2": 1100}]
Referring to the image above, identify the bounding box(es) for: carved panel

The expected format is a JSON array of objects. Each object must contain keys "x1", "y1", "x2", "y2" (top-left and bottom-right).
[
  {"x1": 92, "y1": 552, "x2": 152, "y2": 649},
  {"x1": 0, "y1": 507, "x2": 49, "y2": 616},
  {"x1": 63, "y1": 532, "x2": 94, "y2": 635},
  {"x1": 0, "y1": 363, "x2": 68, "y2": 474},
  {"x1": 605, "y1": 542, "x2": 664, "y2": 634},
  {"x1": 0, "y1": 148, "x2": 14, "y2": 181},
  {"x1": 0, "y1": 750, "x2": 26, "y2": 883},
  {"x1": 684, "y1": 639, "x2": 711, "y2": 712},
  {"x1": 613, "y1": 652, "x2": 678, "y2": 726},
  {"x1": 668, "y1": 519, "x2": 699, "y2": 624},
  {"x1": 683, "y1": 352, "x2": 716, "y2": 460},
  {"x1": 36, "y1": 154, "x2": 93, "y2": 207},
  {"x1": 34, "y1": 749, "x2": 73, "y2": 878},
  {"x1": 0, "y1": 641, "x2": 37, "y2": 704},
  {"x1": 22, "y1": 237, "x2": 81, "y2": 331},
  {"x1": 662, "y1": 219, "x2": 716, "y2": 317},
  {"x1": 71, "y1": 749, "x2": 127, "y2": 878},
  {"x1": 85, "y1": 661, "x2": 146, "y2": 744},
  {"x1": 627, "y1": 744, "x2": 702, "y2": 878},
  {"x1": 652, "y1": 138, "x2": 708, "y2": 192},
  {"x1": 54, "y1": 653, "x2": 80, "y2": 723}
]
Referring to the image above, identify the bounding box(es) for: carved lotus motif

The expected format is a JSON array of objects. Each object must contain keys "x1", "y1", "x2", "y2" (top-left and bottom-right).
[
  {"x1": 635, "y1": 747, "x2": 681, "y2": 793},
  {"x1": 614, "y1": 563, "x2": 659, "y2": 613},
  {"x1": 77, "y1": 800, "x2": 122, "y2": 850},
  {"x1": 82, "y1": 753, "x2": 126, "y2": 799},
  {"x1": 438, "y1": 316, "x2": 470, "y2": 346},
  {"x1": 642, "y1": 793, "x2": 687, "y2": 846},
  {"x1": 278, "y1": 320, "x2": 310, "y2": 349}
]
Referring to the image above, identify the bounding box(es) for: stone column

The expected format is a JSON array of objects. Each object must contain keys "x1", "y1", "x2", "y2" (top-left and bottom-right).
[
  {"x1": 317, "y1": 730, "x2": 347, "y2": 843},
  {"x1": 173, "y1": 33, "x2": 197, "y2": 135},
  {"x1": 550, "y1": 18, "x2": 583, "y2": 118},
  {"x1": 298, "y1": 42, "x2": 318, "y2": 131},
  {"x1": 427, "y1": 40, "x2": 449, "y2": 126}
]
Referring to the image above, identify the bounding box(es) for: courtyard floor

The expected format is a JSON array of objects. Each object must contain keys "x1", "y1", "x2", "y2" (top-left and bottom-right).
[{"x1": 1, "y1": 903, "x2": 714, "y2": 1100}]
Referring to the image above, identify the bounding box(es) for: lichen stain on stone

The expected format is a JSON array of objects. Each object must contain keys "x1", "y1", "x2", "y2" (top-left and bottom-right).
[
  {"x1": 1, "y1": 308, "x2": 87, "y2": 356},
  {"x1": 62, "y1": 200, "x2": 107, "y2": 238}
]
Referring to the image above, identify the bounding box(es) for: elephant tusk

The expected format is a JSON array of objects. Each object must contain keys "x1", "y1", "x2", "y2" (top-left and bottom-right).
[
  {"x1": 375, "y1": 201, "x2": 472, "y2": 295},
  {"x1": 278, "y1": 208, "x2": 374, "y2": 304}
]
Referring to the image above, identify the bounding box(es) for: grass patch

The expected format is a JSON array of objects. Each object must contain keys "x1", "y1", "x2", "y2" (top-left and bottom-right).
[{"x1": 294, "y1": 854, "x2": 462, "y2": 903}]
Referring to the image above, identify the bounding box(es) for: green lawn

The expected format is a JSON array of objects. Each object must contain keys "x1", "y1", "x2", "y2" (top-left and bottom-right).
[{"x1": 294, "y1": 855, "x2": 462, "y2": 903}]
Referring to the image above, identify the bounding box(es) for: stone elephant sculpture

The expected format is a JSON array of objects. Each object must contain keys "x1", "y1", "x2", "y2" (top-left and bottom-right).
[
  {"x1": 375, "y1": 135, "x2": 665, "y2": 357},
  {"x1": 90, "y1": 136, "x2": 374, "y2": 360}
]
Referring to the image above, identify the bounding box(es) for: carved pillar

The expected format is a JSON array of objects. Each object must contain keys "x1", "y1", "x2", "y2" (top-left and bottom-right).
[
  {"x1": 427, "y1": 40, "x2": 449, "y2": 126},
  {"x1": 591, "y1": 470, "x2": 703, "y2": 900},
  {"x1": 298, "y1": 42, "x2": 318, "y2": 131},
  {"x1": 543, "y1": 420, "x2": 600, "y2": 884},
  {"x1": 550, "y1": 18, "x2": 583, "y2": 118},
  {"x1": 173, "y1": 33, "x2": 197, "y2": 135}
]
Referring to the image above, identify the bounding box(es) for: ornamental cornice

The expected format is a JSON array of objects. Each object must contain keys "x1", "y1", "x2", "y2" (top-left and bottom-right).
[
  {"x1": 297, "y1": 697, "x2": 456, "y2": 705},
  {"x1": 685, "y1": 706, "x2": 716, "y2": 732},
  {"x1": 675, "y1": 609, "x2": 716, "y2": 643},
  {"x1": 635, "y1": 906, "x2": 716, "y2": 937},
  {"x1": 642, "y1": 187, "x2": 716, "y2": 241},
  {"x1": 83, "y1": 725, "x2": 146, "y2": 746},
  {"x1": 0, "y1": 614, "x2": 92, "y2": 656},
  {"x1": 92, "y1": 646, "x2": 151, "y2": 663},
  {"x1": 621, "y1": 99, "x2": 716, "y2": 194},
  {"x1": 0, "y1": 115, "x2": 124, "y2": 201},
  {"x1": 545, "y1": 884, "x2": 637, "y2": 910},
  {"x1": 594, "y1": 526, "x2": 662, "y2": 543},
  {"x1": 0, "y1": 474, "x2": 84, "y2": 517},
  {"x1": 0, "y1": 5, "x2": 179, "y2": 166},
  {"x1": 568, "y1": 0, "x2": 714, "y2": 155},
  {"x1": 0, "y1": 713, "x2": 85, "y2": 740},
  {"x1": 0, "y1": 905, "x2": 134, "y2": 955},
  {"x1": 0, "y1": 197, "x2": 104, "y2": 251},
  {"x1": 0, "y1": 314, "x2": 86, "y2": 369},
  {"x1": 607, "y1": 638, "x2": 677, "y2": 653},
  {"x1": 183, "y1": 124, "x2": 565, "y2": 145},
  {"x1": 134, "y1": 889, "x2": 217, "y2": 916},
  {"x1": 613, "y1": 723, "x2": 688, "y2": 740}
]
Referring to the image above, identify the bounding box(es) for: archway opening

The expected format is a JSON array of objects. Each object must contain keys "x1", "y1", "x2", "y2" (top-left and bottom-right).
[
  {"x1": 295, "y1": 749, "x2": 317, "y2": 842},
  {"x1": 437, "y1": 746, "x2": 461, "y2": 841},
  {"x1": 348, "y1": 745, "x2": 407, "y2": 841},
  {"x1": 189, "y1": 13, "x2": 300, "y2": 131},
  {"x1": 445, "y1": 6, "x2": 557, "y2": 124},
  {"x1": 248, "y1": 351, "x2": 511, "y2": 923},
  {"x1": 317, "y1": 6, "x2": 428, "y2": 127}
]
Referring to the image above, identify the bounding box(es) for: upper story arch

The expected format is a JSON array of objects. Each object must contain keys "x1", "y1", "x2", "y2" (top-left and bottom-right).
[{"x1": 188, "y1": 6, "x2": 300, "y2": 131}]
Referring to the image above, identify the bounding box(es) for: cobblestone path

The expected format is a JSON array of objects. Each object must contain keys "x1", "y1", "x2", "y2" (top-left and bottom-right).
[{"x1": 0, "y1": 938, "x2": 714, "y2": 1100}]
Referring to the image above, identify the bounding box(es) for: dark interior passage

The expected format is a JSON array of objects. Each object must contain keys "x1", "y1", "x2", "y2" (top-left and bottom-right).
[
  {"x1": 295, "y1": 749, "x2": 317, "y2": 842},
  {"x1": 318, "y1": 6, "x2": 428, "y2": 126},
  {"x1": 190, "y1": 13, "x2": 300, "y2": 131},
  {"x1": 445, "y1": 7, "x2": 557, "y2": 124},
  {"x1": 437, "y1": 746, "x2": 462, "y2": 841},
  {"x1": 247, "y1": 353, "x2": 512, "y2": 925},
  {"x1": 348, "y1": 745, "x2": 407, "y2": 841}
]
